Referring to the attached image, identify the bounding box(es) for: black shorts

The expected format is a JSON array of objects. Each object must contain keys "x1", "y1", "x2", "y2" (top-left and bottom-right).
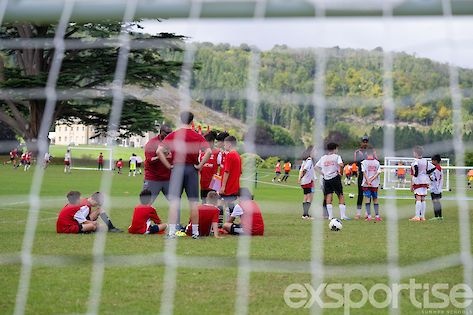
[
  {"x1": 168, "y1": 164, "x2": 200, "y2": 202},
  {"x1": 230, "y1": 223, "x2": 243, "y2": 235},
  {"x1": 431, "y1": 192, "x2": 442, "y2": 200},
  {"x1": 303, "y1": 187, "x2": 313, "y2": 195},
  {"x1": 323, "y1": 175, "x2": 343, "y2": 196}
]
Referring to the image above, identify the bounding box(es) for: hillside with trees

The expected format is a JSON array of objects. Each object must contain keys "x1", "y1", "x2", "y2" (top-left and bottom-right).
[{"x1": 163, "y1": 43, "x2": 473, "y2": 161}]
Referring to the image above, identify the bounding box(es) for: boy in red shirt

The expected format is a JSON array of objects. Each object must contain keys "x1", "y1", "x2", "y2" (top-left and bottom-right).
[
  {"x1": 128, "y1": 189, "x2": 167, "y2": 234},
  {"x1": 98, "y1": 153, "x2": 104, "y2": 170},
  {"x1": 185, "y1": 191, "x2": 223, "y2": 238},
  {"x1": 219, "y1": 136, "x2": 241, "y2": 215},
  {"x1": 56, "y1": 191, "x2": 100, "y2": 233},
  {"x1": 223, "y1": 188, "x2": 264, "y2": 236},
  {"x1": 199, "y1": 131, "x2": 219, "y2": 201},
  {"x1": 115, "y1": 158, "x2": 124, "y2": 174}
]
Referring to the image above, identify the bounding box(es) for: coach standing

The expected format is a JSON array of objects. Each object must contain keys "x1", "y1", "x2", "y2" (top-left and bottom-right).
[
  {"x1": 354, "y1": 135, "x2": 377, "y2": 219},
  {"x1": 157, "y1": 111, "x2": 212, "y2": 239},
  {"x1": 143, "y1": 125, "x2": 172, "y2": 204}
]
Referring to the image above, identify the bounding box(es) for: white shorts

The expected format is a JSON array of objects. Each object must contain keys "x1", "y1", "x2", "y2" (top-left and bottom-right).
[{"x1": 413, "y1": 187, "x2": 428, "y2": 196}]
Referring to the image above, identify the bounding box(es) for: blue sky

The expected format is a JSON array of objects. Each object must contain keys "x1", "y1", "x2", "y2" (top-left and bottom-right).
[{"x1": 142, "y1": 17, "x2": 473, "y2": 69}]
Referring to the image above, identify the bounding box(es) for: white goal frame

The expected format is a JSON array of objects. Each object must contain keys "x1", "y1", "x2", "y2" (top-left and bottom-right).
[
  {"x1": 69, "y1": 146, "x2": 113, "y2": 171},
  {"x1": 383, "y1": 156, "x2": 451, "y2": 191}
]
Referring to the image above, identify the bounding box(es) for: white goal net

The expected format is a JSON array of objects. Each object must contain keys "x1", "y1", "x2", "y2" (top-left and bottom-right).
[
  {"x1": 1, "y1": 1, "x2": 473, "y2": 315},
  {"x1": 69, "y1": 147, "x2": 113, "y2": 171}
]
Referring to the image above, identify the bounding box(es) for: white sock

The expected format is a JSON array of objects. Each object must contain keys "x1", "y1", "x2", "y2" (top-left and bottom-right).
[
  {"x1": 192, "y1": 224, "x2": 199, "y2": 236},
  {"x1": 356, "y1": 208, "x2": 361, "y2": 216},
  {"x1": 421, "y1": 201, "x2": 426, "y2": 218},
  {"x1": 168, "y1": 224, "x2": 176, "y2": 235},
  {"x1": 327, "y1": 204, "x2": 333, "y2": 219},
  {"x1": 415, "y1": 201, "x2": 422, "y2": 217},
  {"x1": 340, "y1": 204, "x2": 346, "y2": 218}
]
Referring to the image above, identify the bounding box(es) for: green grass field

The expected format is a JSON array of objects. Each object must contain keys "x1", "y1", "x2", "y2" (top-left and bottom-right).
[
  {"x1": 46, "y1": 145, "x2": 143, "y2": 168},
  {"x1": 1, "y1": 164, "x2": 472, "y2": 314}
]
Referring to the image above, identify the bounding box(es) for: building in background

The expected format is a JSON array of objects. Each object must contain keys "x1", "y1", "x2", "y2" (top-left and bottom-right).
[{"x1": 51, "y1": 121, "x2": 153, "y2": 147}]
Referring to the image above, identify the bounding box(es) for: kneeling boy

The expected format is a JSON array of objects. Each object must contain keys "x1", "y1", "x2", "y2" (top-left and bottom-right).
[{"x1": 185, "y1": 191, "x2": 223, "y2": 238}]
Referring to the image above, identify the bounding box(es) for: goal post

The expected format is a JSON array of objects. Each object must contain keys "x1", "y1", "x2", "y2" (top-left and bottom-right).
[
  {"x1": 383, "y1": 156, "x2": 451, "y2": 191},
  {"x1": 69, "y1": 146, "x2": 113, "y2": 171},
  {"x1": 4, "y1": 2, "x2": 473, "y2": 315},
  {"x1": 3, "y1": 0, "x2": 473, "y2": 23}
]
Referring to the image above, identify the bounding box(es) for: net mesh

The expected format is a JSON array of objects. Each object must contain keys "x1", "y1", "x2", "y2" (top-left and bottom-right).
[{"x1": 1, "y1": 1, "x2": 472, "y2": 314}]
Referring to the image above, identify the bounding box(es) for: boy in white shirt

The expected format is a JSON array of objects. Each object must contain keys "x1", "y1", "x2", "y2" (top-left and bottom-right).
[
  {"x1": 315, "y1": 142, "x2": 350, "y2": 220},
  {"x1": 429, "y1": 154, "x2": 443, "y2": 220},
  {"x1": 409, "y1": 146, "x2": 435, "y2": 221},
  {"x1": 361, "y1": 148, "x2": 382, "y2": 221},
  {"x1": 298, "y1": 146, "x2": 316, "y2": 219}
]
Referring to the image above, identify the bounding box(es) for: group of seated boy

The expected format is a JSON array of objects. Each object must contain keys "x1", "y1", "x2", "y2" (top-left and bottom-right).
[{"x1": 56, "y1": 188, "x2": 264, "y2": 237}]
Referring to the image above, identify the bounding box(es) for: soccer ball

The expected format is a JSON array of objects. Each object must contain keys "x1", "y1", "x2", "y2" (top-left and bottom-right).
[
  {"x1": 348, "y1": 193, "x2": 355, "y2": 198},
  {"x1": 329, "y1": 218, "x2": 343, "y2": 231}
]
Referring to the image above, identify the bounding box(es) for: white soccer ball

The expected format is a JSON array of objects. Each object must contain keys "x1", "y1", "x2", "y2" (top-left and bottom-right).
[
  {"x1": 348, "y1": 193, "x2": 355, "y2": 198},
  {"x1": 329, "y1": 218, "x2": 343, "y2": 231}
]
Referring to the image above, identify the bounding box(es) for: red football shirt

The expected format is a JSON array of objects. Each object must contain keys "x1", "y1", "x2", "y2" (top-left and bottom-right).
[
  {"x1": 144, "y1": 135, "x2": 171, "y2": 181},
  {"x1": 222, "y1": 150, "x2": 241, "y2": 196},
  {"x1": 186, "y1": 204, "x2": 219, "y2": 236},
  {"x1": 128, "y1": 204, "x2": 162, "y2": 234},
  {"x1": 162, "y1": 128, "x2": 210, "y2": 165},
  {"x1": 200, "y1": 148, "x2": 219, "y2": 190},
  {"x1": 240, "y1": 200, "x2": 264, "y2": 236},
  {"x1": 56, "y1": 204, "x2": 82, "y2": 233}
]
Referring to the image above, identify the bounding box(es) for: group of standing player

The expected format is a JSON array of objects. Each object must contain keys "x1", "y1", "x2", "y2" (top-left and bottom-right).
[
  {"x1": 296, "y1": 135, "x2": 444, "y2": 222},
  {"x1": 150, "y1": 111, "x2": 263, "y2": 238}
]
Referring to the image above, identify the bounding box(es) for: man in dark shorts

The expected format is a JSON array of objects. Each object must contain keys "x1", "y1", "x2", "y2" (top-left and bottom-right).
[
  {"x1": 353, "y1": 135, "x2": 377, "y2": 219},
  {"x1": 157, "y1": 111, "x2": 212, "y2": 239}
]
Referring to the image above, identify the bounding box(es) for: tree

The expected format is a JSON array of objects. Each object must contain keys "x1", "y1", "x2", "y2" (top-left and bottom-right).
[
  {"x1": 0, "y1": 21, "x2": 185, "y2": 151},
  {"x1": 0, "y1": 121, "x2": 19, "y2": 154},
  {"x1": 244, "y1": 120, "x2": 296, "y2": 159}
]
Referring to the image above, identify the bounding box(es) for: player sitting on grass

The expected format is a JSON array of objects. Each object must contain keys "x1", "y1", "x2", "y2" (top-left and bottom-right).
[
  {"x1": 56, "y1": 191, "x2": 99, "y2": 234},
  {"x1": 361, "y1": 148, "x2": 382, "y2": 222},
  {"x1": 223, "y1": 188, "x2": 264, "y2": 236},
  {"x1": 77, "y1": 192, "x2": 123, "y2": 232},
  {"x1": 128, "y1": 189, "x2": 167, "y2": 234},
  {"x1": 185, "y1": 191, "x2": 223, "y2": 238}
]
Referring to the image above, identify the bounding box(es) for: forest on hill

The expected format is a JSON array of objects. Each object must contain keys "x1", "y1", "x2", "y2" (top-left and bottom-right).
[{"x1": 163, "y1": 43, "x2": 473, "y2": 161}]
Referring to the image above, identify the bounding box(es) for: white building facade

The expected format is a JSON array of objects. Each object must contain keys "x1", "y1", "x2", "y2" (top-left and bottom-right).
[{"x1": 51, "y1": 121, "x2": 152, "y2": 147}]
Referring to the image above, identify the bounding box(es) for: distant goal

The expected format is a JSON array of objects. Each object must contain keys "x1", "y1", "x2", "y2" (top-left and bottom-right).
[
  {"x1": 382, "y1": 156, "x2": 451, "y2": 191},
  {"x1": 69, "y1": 147, "x2": 113, "y2": 171}
]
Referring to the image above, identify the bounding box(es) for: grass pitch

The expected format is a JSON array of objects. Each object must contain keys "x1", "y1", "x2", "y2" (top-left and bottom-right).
[{"x1": 1, "y1": 164, "x2": 472, "y2": 314}]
